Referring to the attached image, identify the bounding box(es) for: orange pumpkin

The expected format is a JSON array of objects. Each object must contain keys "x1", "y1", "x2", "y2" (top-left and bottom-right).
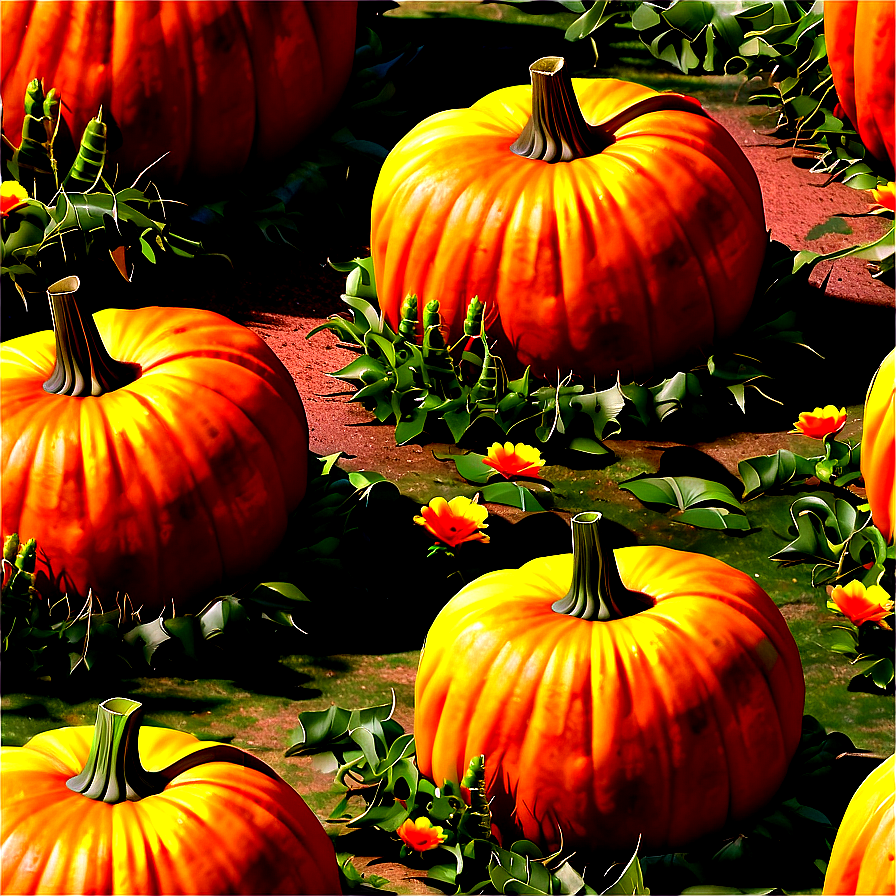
[
  {"x1": 1, "y1": 697, "x2": 342, "y2": 895},
  {"x1": 415, "y1": 512, "x2": 805, "y2": 854},
  {"x1": 861, "y1": 348, "x2": 895, "y2": 543},
  {"x1": 1, "y1": 1, "x2": 357, "y2": 185},
  {"x1": 824, "y1": 0, "x2": 895, "y2": 169},
  {"x1": 0, "y1": 277, "x2": 308, "y2": 613},
  {"x1": 371, "y1": 56, "x2": 767, "y2": 383},
  {"x1": 822, "y1": 753, "x2": 895, "y2": 896}
]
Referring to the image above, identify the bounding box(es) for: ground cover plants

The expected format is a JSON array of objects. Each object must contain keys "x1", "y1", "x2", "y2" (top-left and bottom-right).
[{"x1": 1, "y1": 3, "x2": 894, "y2": 895}]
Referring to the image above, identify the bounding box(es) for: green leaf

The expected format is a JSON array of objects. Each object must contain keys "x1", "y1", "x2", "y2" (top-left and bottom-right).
[
  {"x1": 620, "y1": 476, "x2": 744, "y2": 512},
  {"x1": 676, "y1": 508, "x2": 751, "y2": 530},
  {"x1": 565, "y1": 0, "x2": 614, "y2": 41},
  {"x1": 739, "y1": 449, "x2": 819, "y2": 499},
  {"x1": 441, "y1": 451, "x2": 494, "y2": 485},
  {"x1": 287, "y1": 704, "x2": 353, "y2": 756},
  {"x1": 806, "y1": 216, "x2": 853, "y2": 241},
  {"x1": 602, "y1": 843, "x2": 649, "y2": 895},
  {"x1": 480, "y1": 482, "x2": 547, "y2": 512}
]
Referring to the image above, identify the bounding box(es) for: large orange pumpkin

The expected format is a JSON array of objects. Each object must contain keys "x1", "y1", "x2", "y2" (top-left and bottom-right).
[
  {"x1": 822, "y1": 753, "x2": 895, "y2": 896},
  {"x1": 0, "y1": 276, "x2": 309, "y2": 613},
  {"x1": 861, "y1": 348, "x2": 895, "y2": 543},
  {"x1": 1, "y1": 697, "x2": 343, "y2": 895},
  {"x1": 415, "y1": 512, "x2": 805, "y2": 854},
  {"x1": 824, "y1": 0, "x2": 895, "y2": 169},
  {"x1": 1, "y1": 0, "x2": 358, "y2": 185},
  {"x1": 371, "y1": 56, "x2": 767, "y2": 383}
]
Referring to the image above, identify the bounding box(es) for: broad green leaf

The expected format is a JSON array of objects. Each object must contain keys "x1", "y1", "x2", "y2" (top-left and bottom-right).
[
  {"x1": 568, "y1": 436, "x2": 613, "y2": 457},
  {"x1": 739, "y1": 449, "x2": 818, "y2": 498},
  {"x1": 480, "y1": 481, "x2": 547, "y2": 512},
  {"x1": 620, "y1": 476, "x2": 744, "y2": 512},
  {"x1": 676, "y1": 508, "x2": 751, "y2": 530},
  {"x1": 287, "y1": 704, "x2": 353, "y2": 755}
]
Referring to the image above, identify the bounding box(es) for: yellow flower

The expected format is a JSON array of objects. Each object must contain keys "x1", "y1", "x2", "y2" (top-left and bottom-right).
[
  {"x1": 482, "y1": 441, "x2": 546, "y2": 479},
  {"x1": 869, "y1": 181, "x2": 896, "y2": 212},
  {"x1": 1, "y1": 181, "x2": 29, "y2": 217},
  {"x1": 413, "y1": 495, "x2": 489, "y2": 547},
  {"x1": 396, "y1": 816, "x2": 447, "y2": 852},
  {"x1": 791, "y1": 406, "x2": 847, "y2": 439},
  {"x1": 829, "y1": 580, "x2": 894, "y2": 627}
]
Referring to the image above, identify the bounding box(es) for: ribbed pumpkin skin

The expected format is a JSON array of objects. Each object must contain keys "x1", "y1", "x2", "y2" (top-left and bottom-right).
[
  {"x1": 371, "y1": 78, "x2": 766, "y2": 383},
  {"x1": 1, "y1": 724, "x2": 342, "y2": 895},
  {"x1": 0, "y1": 306, "x2": 308, "y2": 613},
  {"x1": 823, "y1": 753, "x2": 895, "y2": 896},
  {"x1": 1, "y1": 0, "x2": 357, "y2": 185},
  {"x1": 415, "y1": 546, "x2": 805, "y2": 853},
  {"x1": 824, "y1": 0, "x2": 895, "y2": 168},
  {"x1": 861, "y1": 349, "x2": 896, "y2": 543}
]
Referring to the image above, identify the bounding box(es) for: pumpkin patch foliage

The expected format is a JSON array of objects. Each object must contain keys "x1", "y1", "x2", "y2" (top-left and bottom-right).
[
  {"x1": 288, "y1": 694, "x2": 874, "y2": 895},
  {"x1": 312, "y1": 238, "x2": 824, "y2": 453}
]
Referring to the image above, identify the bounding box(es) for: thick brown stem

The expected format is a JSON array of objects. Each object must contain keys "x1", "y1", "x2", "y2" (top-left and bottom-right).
[
  {"x1": 551, "y1": 512, "x2": 651, "y2": 620},
  {"x1": 66, "y1": 698, "x2": 280, "y2": 804},
  {"x1": 42, "y1": 276, "x2": 138, "y2": 396},
  {"x1": 511, "y1": 56, "x2": 708, "y2": 164}
]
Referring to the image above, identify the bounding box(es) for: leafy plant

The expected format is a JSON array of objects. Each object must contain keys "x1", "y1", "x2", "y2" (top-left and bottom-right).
[
  {"x1": 288, "y1": 695, "x2": 873, "y2": 895},
  {"x1": 287, "y1": 693, "x2": 652, "y2": 895},
  {"x1": 311, "y1": 238, "x2": 825, "y2": 453},
  {"x1": 1, "y1": 78, "x2": 208, "y2": 305}
]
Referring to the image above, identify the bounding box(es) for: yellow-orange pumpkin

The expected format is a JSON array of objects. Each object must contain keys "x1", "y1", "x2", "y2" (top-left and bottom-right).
[
  {"x1": 0, "y1": 277, "x2": 308, "y2": 612},
  {"x1": 861, "y1": 348, "x2": 895, "y2": 543},
  {"x1": 824, "y1": 1, "x2": 895, "y2": 168},
  {"x1": 1, "y1": 698, "x2": 342, "y2": 895},
  {"x1": 415, "y1": 512, "x2": 805, "y2": 854},
  {"x1": 1, "y1": 1, "x2": 358, "y2": 185},
  {"x1": 371, "y1": 56, "x2": 767, "y2": 383},
  {"x1": 822, "y1": 753, "x2": 895, "y2": 896}
]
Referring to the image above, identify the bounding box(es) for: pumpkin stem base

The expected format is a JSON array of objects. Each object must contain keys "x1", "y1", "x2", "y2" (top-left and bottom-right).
[
  {"x1": 552, "y1": 512, "x2": 651, "y2": 621},
  {"x1": 42, "y1": 276, "x2": 139, "y2": 397},
  {"x1": 66, "y1": 698, "x2": 281, "y2": 804}
]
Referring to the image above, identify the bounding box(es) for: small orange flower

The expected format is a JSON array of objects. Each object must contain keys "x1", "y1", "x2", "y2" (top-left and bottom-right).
[
  {"x1": 1, "y1": 181, "x2": 29, "y2": 217},
  {"x1": 830, "y1": 580, "x2": 894, "y2": 627},
  {"x1": 869, "y1": 181, "x2": 896, "y2": 212},
  {"x1": 413, "y1": 495, "x2": 489, "y2": 547},
  {"x1": 396, "y1": 816, "x2": 447, "y2": 852},
  {"x1": 481, "y1": 441, "x2": 546, "y2": 479},
  {"x1": 791, "y1": 406, "x2": 847, "y2": 439}
]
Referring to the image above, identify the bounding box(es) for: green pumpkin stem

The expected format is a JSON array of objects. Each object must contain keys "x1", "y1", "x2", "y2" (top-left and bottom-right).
[
  {"x1": 42, "y1": 276, "x2": 138, "y2": 396},
  {"x1": 511, "y1": 57, "x2": 614, "y2": 162},
  {"x1": 552, "y1": 512, "x2": 650, "y2": 620},
  {"x1": 511, "y1": 56, "x2": 708, "y2": 164},
  {"x1": 66, "y1": 697, "x2": 280, "y2": 804}
]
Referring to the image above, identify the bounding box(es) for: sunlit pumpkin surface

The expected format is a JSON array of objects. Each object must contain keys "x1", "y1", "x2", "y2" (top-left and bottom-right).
[
  {"x1": 416, "y1": 544, "x2": 805, "y2": 853},
  {"x1": 0, "y1": 306, "x2": 309, "y2": 613},
  {"x1": 861, "y1": 348, "x2": 896, "y2": 543},
  {"x1": 0, "y1": 723, "x2": 342, "y2": 895},
  {"x1": 0, "y1": 0, "x2": 358, "y2": 184},
  {"x1": 822, "y1": 753, "x2": 895, "y2": 896},
  {"x1": 372, "y1": 74, "x2": 767, "y2": 383}
]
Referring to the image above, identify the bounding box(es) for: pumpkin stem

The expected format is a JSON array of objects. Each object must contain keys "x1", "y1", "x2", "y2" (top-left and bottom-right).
[
  {"x1": 511, "y1": 56, "x2": 708, "y2": 164},
  {"x1": 66, "y1": 697, "x2": 280, "y2": 804},
  {"x1": 42, "y1": 276, "x2": 139, "y2": 396},
  {"x1": 552, "y1": 512, "x2": 650, "y2": 620},
  {"x1": 511, "y1": 57, "x2": 614, "y2": 162}
]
